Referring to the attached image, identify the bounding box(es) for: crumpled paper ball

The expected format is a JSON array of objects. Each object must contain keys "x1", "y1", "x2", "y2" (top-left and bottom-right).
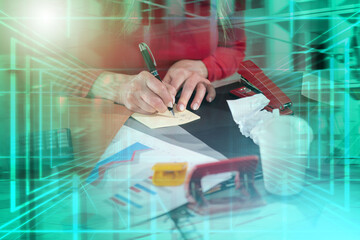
[{"x1": 227, "y1": 94, "x2": 280, "y2": 144}]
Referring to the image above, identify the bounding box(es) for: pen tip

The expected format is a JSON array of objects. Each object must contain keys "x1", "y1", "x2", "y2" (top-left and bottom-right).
[{"x1": 171, "y1": 110, "x2": 175, "y2": 116}]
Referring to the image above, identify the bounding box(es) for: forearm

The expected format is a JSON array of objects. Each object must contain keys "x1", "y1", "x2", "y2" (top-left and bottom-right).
[
  {"x1": 88, "y1": 71, "x2": 133, "y2": 104},
  {"x1": 202, "y1": 44, "x2": 246, "y2": 81},
  {"x1": 203, "y1": 14, "x2": 247, "y2": 81}
]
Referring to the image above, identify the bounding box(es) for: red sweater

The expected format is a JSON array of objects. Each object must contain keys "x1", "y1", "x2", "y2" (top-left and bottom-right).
[{"x1": 61, "y1": 1, "x2": 246, "y2": 97}]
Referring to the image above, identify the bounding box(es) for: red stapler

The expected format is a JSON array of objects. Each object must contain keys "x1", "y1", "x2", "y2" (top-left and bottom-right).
[
  {"x1": 185, "y1": 156, "x2": 265, "y2": 215},
  {"x1": 231, "y1": 60, "x2": 293, "y2": 115}
]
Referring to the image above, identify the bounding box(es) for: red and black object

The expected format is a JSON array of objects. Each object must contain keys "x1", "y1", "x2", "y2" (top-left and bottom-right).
[
  {"x1": 231, "y1": 60, "x2": 293, "y2": 115},
  {"x1": 185, "y1": 156, "x2": 265, "y2": 215}
]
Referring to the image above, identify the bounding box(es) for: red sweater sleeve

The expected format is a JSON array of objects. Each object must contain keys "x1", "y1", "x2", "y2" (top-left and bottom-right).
[{"x1": 202, "y1": 21, "x2": 246, "y2": 82}]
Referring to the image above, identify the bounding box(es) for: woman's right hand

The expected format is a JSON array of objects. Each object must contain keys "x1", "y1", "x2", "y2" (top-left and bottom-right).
[{"x1": 90, "y1": 71, "x2": 176, "y2": 114}]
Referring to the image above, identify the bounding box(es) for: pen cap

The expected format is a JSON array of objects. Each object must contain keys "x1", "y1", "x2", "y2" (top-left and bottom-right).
[
  {"x1": 139, "y1": 42, "x2": 157, "y2": 72},
  {"x1": 140, "y1": 50, "x2": 155, "y2": 70}
]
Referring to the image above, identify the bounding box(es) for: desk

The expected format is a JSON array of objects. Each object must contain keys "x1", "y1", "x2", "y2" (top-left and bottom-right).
[
  {"x1": 128, "y1": 72, "x2": 360, "y2": 240},
  {"x1": 1, "y1": 73, "x2": 359, "y2": 240},
  {"x1": 123, "y1": 72, "x2": 360, "y2": 239}
]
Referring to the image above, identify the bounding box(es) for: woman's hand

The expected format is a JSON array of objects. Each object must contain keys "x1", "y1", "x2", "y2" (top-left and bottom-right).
[
  {"x1": 90, "y1": 71, "x2": 176, "y2": 114},
  {"x1": 163, "y1": 60, "x2": 216, "y2": 112}
]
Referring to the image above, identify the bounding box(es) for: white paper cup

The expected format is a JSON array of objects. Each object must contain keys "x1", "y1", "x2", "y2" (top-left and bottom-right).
[{"x1": 258, "y1": 116, "x2": 313, "y2": 196}]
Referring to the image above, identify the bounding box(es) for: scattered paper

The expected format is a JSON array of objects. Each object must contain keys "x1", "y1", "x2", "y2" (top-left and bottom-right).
[
  {"x1": 84, "y1": 126, "x2": 230, "y2": 228},
  {"x1": 131, "y1": 105, "x2": 200, "y2": 129},
  {"x1": 227, "y1": 94, "x2": 279, "y2": 144}
]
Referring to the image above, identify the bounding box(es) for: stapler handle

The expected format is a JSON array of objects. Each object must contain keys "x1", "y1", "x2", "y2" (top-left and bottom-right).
[{"x1": 236, "y1": 60, "x2": 293, "y2": 115}]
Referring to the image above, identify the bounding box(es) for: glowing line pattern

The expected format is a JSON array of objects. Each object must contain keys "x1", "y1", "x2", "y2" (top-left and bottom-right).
[{"x1": 0, "y1": 0, "x2": 359, "y2": 239}]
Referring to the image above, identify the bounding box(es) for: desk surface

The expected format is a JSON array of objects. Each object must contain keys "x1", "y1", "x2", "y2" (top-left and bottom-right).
[
  {"x1": 181, "y1": 81, "x2": 260, "y2": 158},
  {"x1": 181, "y1": 71, "x2": 305, "y2": 159},
  {"x1": 132, "y1": 73, "x2": 360, "y2": 240},
  {"x1": 123, "y1": 72, "x2": 360, "y2": 239},
  {"x1": 1, "y1": 72, "x2": 359, "y2": 240}
]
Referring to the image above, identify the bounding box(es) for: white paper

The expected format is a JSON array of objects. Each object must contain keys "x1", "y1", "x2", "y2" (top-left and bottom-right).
[
  {"x1": 227, "y1": 94, "x2": 279, "y2": 144},
  {"x1": 84, "y1": 126, "x2": 230, "y2": 227},
  {"x1": 131, "y1": 105, "x2": 200, "y2": 129}
]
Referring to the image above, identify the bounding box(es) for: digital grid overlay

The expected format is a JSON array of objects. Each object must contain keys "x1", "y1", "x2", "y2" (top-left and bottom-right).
[{"x1": 0, "y1": 0, "x2": 359, "y2": 239}]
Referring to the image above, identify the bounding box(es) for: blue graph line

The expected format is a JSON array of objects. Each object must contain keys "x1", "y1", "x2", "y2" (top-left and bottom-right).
[
  {"x1": 134, "y1": 184, "x2": 157, "y2": 195},
  {"x1": 86, "y1": 142, "x2": 151, "y2": 184},
  {"x1": 115, "y1": 194, "x2": 142, "y2": 209}
]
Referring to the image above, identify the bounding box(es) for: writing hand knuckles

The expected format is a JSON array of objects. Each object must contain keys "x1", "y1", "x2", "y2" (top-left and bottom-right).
[
  {"x1": 124, "y1": 93, "x2": 135, "y2": 104},
  {"x1": 185, "y1": 76, "x2": 199, "y2": 88},
  {"x1": 153, "y1": 99, "x2": 166, "y2": 112},
  {"x1": 139, "y1": 70, "x2": 151, "y2": 78},
  {"x1": 128, "y1": 80, "x2": 141, "y2": 92},
  {"x1": 167, "y1": 85, "x2": 176, "y2": 95},
  {"x1": 196, "y1": 78, "x2": 211, "y2": 87},
  {"x1": 152, "y1": 83, "x2": 165, "y2": 92},
  {"x1": 173, "y1": 68, "x2": 188, "y2": 77}
]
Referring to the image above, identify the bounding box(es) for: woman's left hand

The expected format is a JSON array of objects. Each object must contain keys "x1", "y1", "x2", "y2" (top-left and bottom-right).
[{"x1": 163, "y1": 60, "x2": 216, "y2": 112}]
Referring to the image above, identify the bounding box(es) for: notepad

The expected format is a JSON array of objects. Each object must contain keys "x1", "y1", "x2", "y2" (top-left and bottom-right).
[{"x1": 131, "y1": 106, "x2": 200, "y2": 129}]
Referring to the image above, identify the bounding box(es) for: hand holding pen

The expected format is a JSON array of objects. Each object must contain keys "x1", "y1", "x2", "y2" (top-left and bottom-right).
[{"x1": 139, "y1": 42, "x2": 175, "y2": 116}]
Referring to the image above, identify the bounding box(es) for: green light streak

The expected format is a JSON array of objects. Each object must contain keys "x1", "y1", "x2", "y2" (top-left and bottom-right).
[
  {"x1": 1, "y1": 2, "x2": 359, "y2": 237},
  {"x1": 50, "y1": 81, "x2": 53, "y2": 171},
  {"x1": 10, "y1": 154, "x2": 99, "y2": 212},
  {"x1": 306, "y1": 79, "x2": 311, "y2": 169},
  {"x1": 322, "y1": 21, "x2": 360, "y2": 46},
  {"x1": 289, "y1": 0, "x2": 294, "y2": 72},
  {"x1": 329, "y1": 57, "x2": 335, "y2": 194},
  {"x1": 79, "y1": 182, "x2": 98, "y2": 213},
  {"x1": 307, "y1": 9, "x2": 360, "y2": 46},
  {"x1": 317, "y1": 71, "x2": 322, "y2": 179},
  {"x1": 25, "y1": 56, "x2": 31, "y2": 196},
  {"x1": 0, "y1": 182, "x2": 72, "y2": 231},
  {"x1": 344, "y1": 38, "x2": 350, "y2": 210},
  {"x1": 11, "y1": 39, "x2": 98, "y2": 89},
  {"x1": 12, "y1": 179, "x2": 72, "y2": 213},
  {"x1": 10, "y1": 37, "x2": 17, "y2": 213},
  {"x1": 285, "y1": 180, "x2": 359, "y2": 227},
  {"x1": 242, "y1": 15, "x2": 360, "y2": 76},
  {"x1": 0, "y1": 189, "x2": 73, "y2": 240},
  {"x1": 39, "y1": 71, "x2": 43, "y2": 179},
  {"x1": 72, "y1": 175, "x2": 79, "y2": 240}
]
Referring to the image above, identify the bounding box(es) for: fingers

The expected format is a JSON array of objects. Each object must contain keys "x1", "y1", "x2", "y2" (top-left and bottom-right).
[
  {"x1": 177, "y1": 73, "x2": 214, "y2": 112},
  {"x1": 122, "y1": 71, "x2": 173, "y2": 114},
  {"x1": 124, "y1": 70, "x2": 215, "y2": 114},
  {"x1": 167, "y1": 69, "x2": 192, "y2": 92},
  {"x1": 122, "y1": 92, "x2": 153, "y2": 114},
  {"x1": 192, "y1": 82, "x2": 215, "y2": 109},
  {"x1": 137, "y1": 97, "x2": 157, "y2": 114},
  {"x1": 191, "y1": 84, "x2": 206, "y2": 110},
  {"x1": 205, "y1": 83, "x2": 216, "y2": 103},
  {"x1": 143, "y1": 72, "x2": 174, "y2": 109},
  {"x1": 164, "y1": 83, "x2": 176, "y2": 104},
  {"x1": 163, "y1": 71, "x2": 172, "y2": 84},
  {"x1": 140, "y1": 89, "x2": 169, "y2": 113}
]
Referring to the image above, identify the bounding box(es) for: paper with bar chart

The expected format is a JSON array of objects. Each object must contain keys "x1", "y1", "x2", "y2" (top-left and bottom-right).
[{"x1": 84, "y1": 126, "x2": 228, "y2": 226}]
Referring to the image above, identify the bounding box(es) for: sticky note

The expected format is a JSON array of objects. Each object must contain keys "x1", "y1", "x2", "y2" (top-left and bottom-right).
[{"x1": 131, "y1": 106, "x2": 200, "y2": 129}]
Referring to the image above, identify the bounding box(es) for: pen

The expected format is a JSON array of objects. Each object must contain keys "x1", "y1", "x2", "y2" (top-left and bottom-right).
[{"x1": 139, "y1": 42, "x2": 175, "y2": 116}]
